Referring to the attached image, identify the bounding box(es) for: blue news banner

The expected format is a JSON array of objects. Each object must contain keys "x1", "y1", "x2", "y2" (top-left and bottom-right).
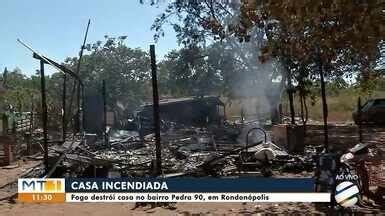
[{"x1": 63, "y1": 177, "x2": 331, "y2": 202}]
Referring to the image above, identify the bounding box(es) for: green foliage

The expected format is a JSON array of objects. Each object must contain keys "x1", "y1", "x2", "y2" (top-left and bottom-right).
[
  {"x1": 63, "y1": 36, "x2": 152, "y2": 112},
  {"x1": 150, "y1": 0, "x2": 384, "y2": 101},
  {"x1": 158, "y1": 44, "x2": 231, "y2": 97},
  {"x1": 1, "y1": 37, "x2": 153, "y2": 120},
  {"x1": 0, "y1": 68, "x2": 40, "y2": 112}
]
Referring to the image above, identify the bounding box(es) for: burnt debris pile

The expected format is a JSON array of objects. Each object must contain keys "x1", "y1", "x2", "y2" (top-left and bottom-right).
[{"x1": 21, "y1": 118, "x2": 319, "y2": 179}]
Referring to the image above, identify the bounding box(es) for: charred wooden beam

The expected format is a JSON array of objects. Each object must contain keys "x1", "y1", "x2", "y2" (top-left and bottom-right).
[
  {"x1": 102, "y1": 80, "x2": 109, "y2": 147},
  {"x1": 39, "y1": 60, "x2": 49, "y2": 174},
  {"x1": 32, "y1": 53, "x2": 80, "y2": 81},
  {"x1": 150, "y1": 44, "x2": 162, "y2": 175},
  {"x1": 199, "y1": 140, "x2": 263, "y2": 171},
  {"x1": 62, "y1": 73, "x2": 67, "y2": 142},
  {"x1": 76, "y1": 19, "x2": 91, "y2": 134}
]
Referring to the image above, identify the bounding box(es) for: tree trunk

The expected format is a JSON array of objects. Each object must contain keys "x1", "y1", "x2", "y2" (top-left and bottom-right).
[
  {"x1": 303, "y1": 94, "x2": 309, "y2": 136},
  {"x1": 300, "y1": 92, "x2": 304, "y2": 124},
  {"x1": 268, "y1": 72, "x2": 286, "y2": 125},
  {"x1": 288, "y1": 88, "x2": 295, "y2": 124},
  {"x1": 300, "y1": 92, "x2": 308, "y2": 137},
  {"x1": 285, "y1": 58, "x2": 295, "y2": 125},
  {"x1": 304, "y1": 94, "x2": 309, "y2": 123},
  {"x1": 319, "y1": 58, "x2": 329, "y2": 152},
  {"x1": 270, "y1": 104, "x2": 281, "y2": 124}
]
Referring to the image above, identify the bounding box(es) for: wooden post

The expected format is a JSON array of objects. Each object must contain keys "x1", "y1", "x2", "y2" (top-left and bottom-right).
[
  {"x1": 102, "y1": 80, "x2": 108, "y2": 147},
  {"x1": 39, "y1": 60, "x2": 49, "y2": 174},
  {"x1": 240, "y1": 107, "x2": 244, "y2": 124},
  {"x1": 62, "y1": 73, "x2": 67, "y2": 142},
  {"x1": 25, "y1": 132, "x2": 32, "y2": 155},
  {"x1": 82, "y1": 86, "x2": 86, "y2": 135},
  {"x1": 30, "y1": 99, "x2": 34, "y2": 133},
  {"x1": 2, "y1": 113, "x2": 8, "y2": 136},
  {"x1": 77, "y1": 85, "x2": 81, "y2": 133},
  {"x1": 150, "y1": 44, "x2": 162, "y2": 176}
]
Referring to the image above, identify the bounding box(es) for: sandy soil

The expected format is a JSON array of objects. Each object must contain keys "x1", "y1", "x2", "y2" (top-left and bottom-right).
[
  {"x1": 0, "y1": 159, "x2": 326, "y2": 215},
  {"x1": 0, "y1": 160, "x2": 42, "y2": 200},
  {"x1": 0, "y1": 160, "x2": 41, "y2": 187},
  {"x1": 3, "y1": 199, "x2": 385, "y2": 215},
  {"x1": 0, "y1": 202, "x2": 330, "y2": 216},
  {"x1": 0, "y1": 156, "x2": 382, "y2": 215}
]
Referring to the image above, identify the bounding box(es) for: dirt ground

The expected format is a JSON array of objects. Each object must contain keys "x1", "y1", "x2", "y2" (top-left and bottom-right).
[
  {"x1": 0, "y1": 160, "x2": 41, "y2": 187},
  {"x1": 1, "y1": 165, "x2": 382, "y2": 215},
  {"x1": 0, "y1": 160, "x2": 327, "y2": 215},
  {"x1": 1, "y1": 125, "x2": 384, "y2": 215},
  {"x1": 0, "y1": 161, "x2": 330, "y2": 216},
  {"x1": 1, "y1": 200, "x2": 384, "y2": 215},
  {"x1": 0, "y1": 160, "x2": 41, "y2": 200},
  {"x1": 0, "y1": 163, "x2": 383, "y2": 215},
  {"x1": 0, "y1": 201, "x2": 331, "y2": 215}
]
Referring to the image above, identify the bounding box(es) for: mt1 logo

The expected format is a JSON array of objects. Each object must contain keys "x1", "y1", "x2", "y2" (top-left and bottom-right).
[
  {"x1": 18, "y1": 178, "x2": 65, "y2": 193},
  {"x1": 18, "y1": 178, "x2": 65, "y2": 203}
]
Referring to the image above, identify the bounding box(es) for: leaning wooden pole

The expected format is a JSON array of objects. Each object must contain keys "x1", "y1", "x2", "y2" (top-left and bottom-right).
[
  {"x1": 150, "y1": 44, "x2": 162, "y2": 176},
  {"x1": 76, "y1": 19, "x2": 91, "y2": 134},
  {"x1": 39, "y1": 60, "x2": 49, "y2": 174}
]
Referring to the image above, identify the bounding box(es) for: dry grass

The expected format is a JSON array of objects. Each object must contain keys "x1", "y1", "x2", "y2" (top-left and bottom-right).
[
  {"x1": 224, "y1": 90, "x2": 385, "y2": 122},
  {"x1": 302, "y1": 90, "x2": 385, "y2": 122}
]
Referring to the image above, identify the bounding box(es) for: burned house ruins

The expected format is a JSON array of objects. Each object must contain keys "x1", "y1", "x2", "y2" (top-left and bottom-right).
[{"x1": 135, "y1": 96, "x2": 225, "y2": 135}]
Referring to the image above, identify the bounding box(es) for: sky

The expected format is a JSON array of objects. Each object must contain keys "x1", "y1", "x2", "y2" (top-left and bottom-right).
[{"x1": 0, "y1": 0, "x2": 179, "y2": 76}]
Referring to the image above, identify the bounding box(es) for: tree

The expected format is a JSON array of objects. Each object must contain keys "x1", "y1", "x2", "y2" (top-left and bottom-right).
[
  {"x1": 150, "y1": 0, "x2": 384, "y2": 148},
  {"x1": 0, "y1": 68, "x2": 40, "y2": 112},
  {"x1": 158, "y1": 44, "x2": 228, "y2": 97},
  {"x1": 150, "y1": 1, "x2": 288, "y2": 122},
  {"x1": 62, "y1": 36, "x2": 152, "y2": 116},
  {"x1": 248, "y1": 0, "x2": 384, "y2": 148},
  {"x1": 1, "y1": 37, "x2": 153, "y2": 131},
  {"x1": 151, "y1": 0, "x2": 384, "y2": 91},
  {"x1": 157, "y1": 38, "x2": 284, "y2": 122}
]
